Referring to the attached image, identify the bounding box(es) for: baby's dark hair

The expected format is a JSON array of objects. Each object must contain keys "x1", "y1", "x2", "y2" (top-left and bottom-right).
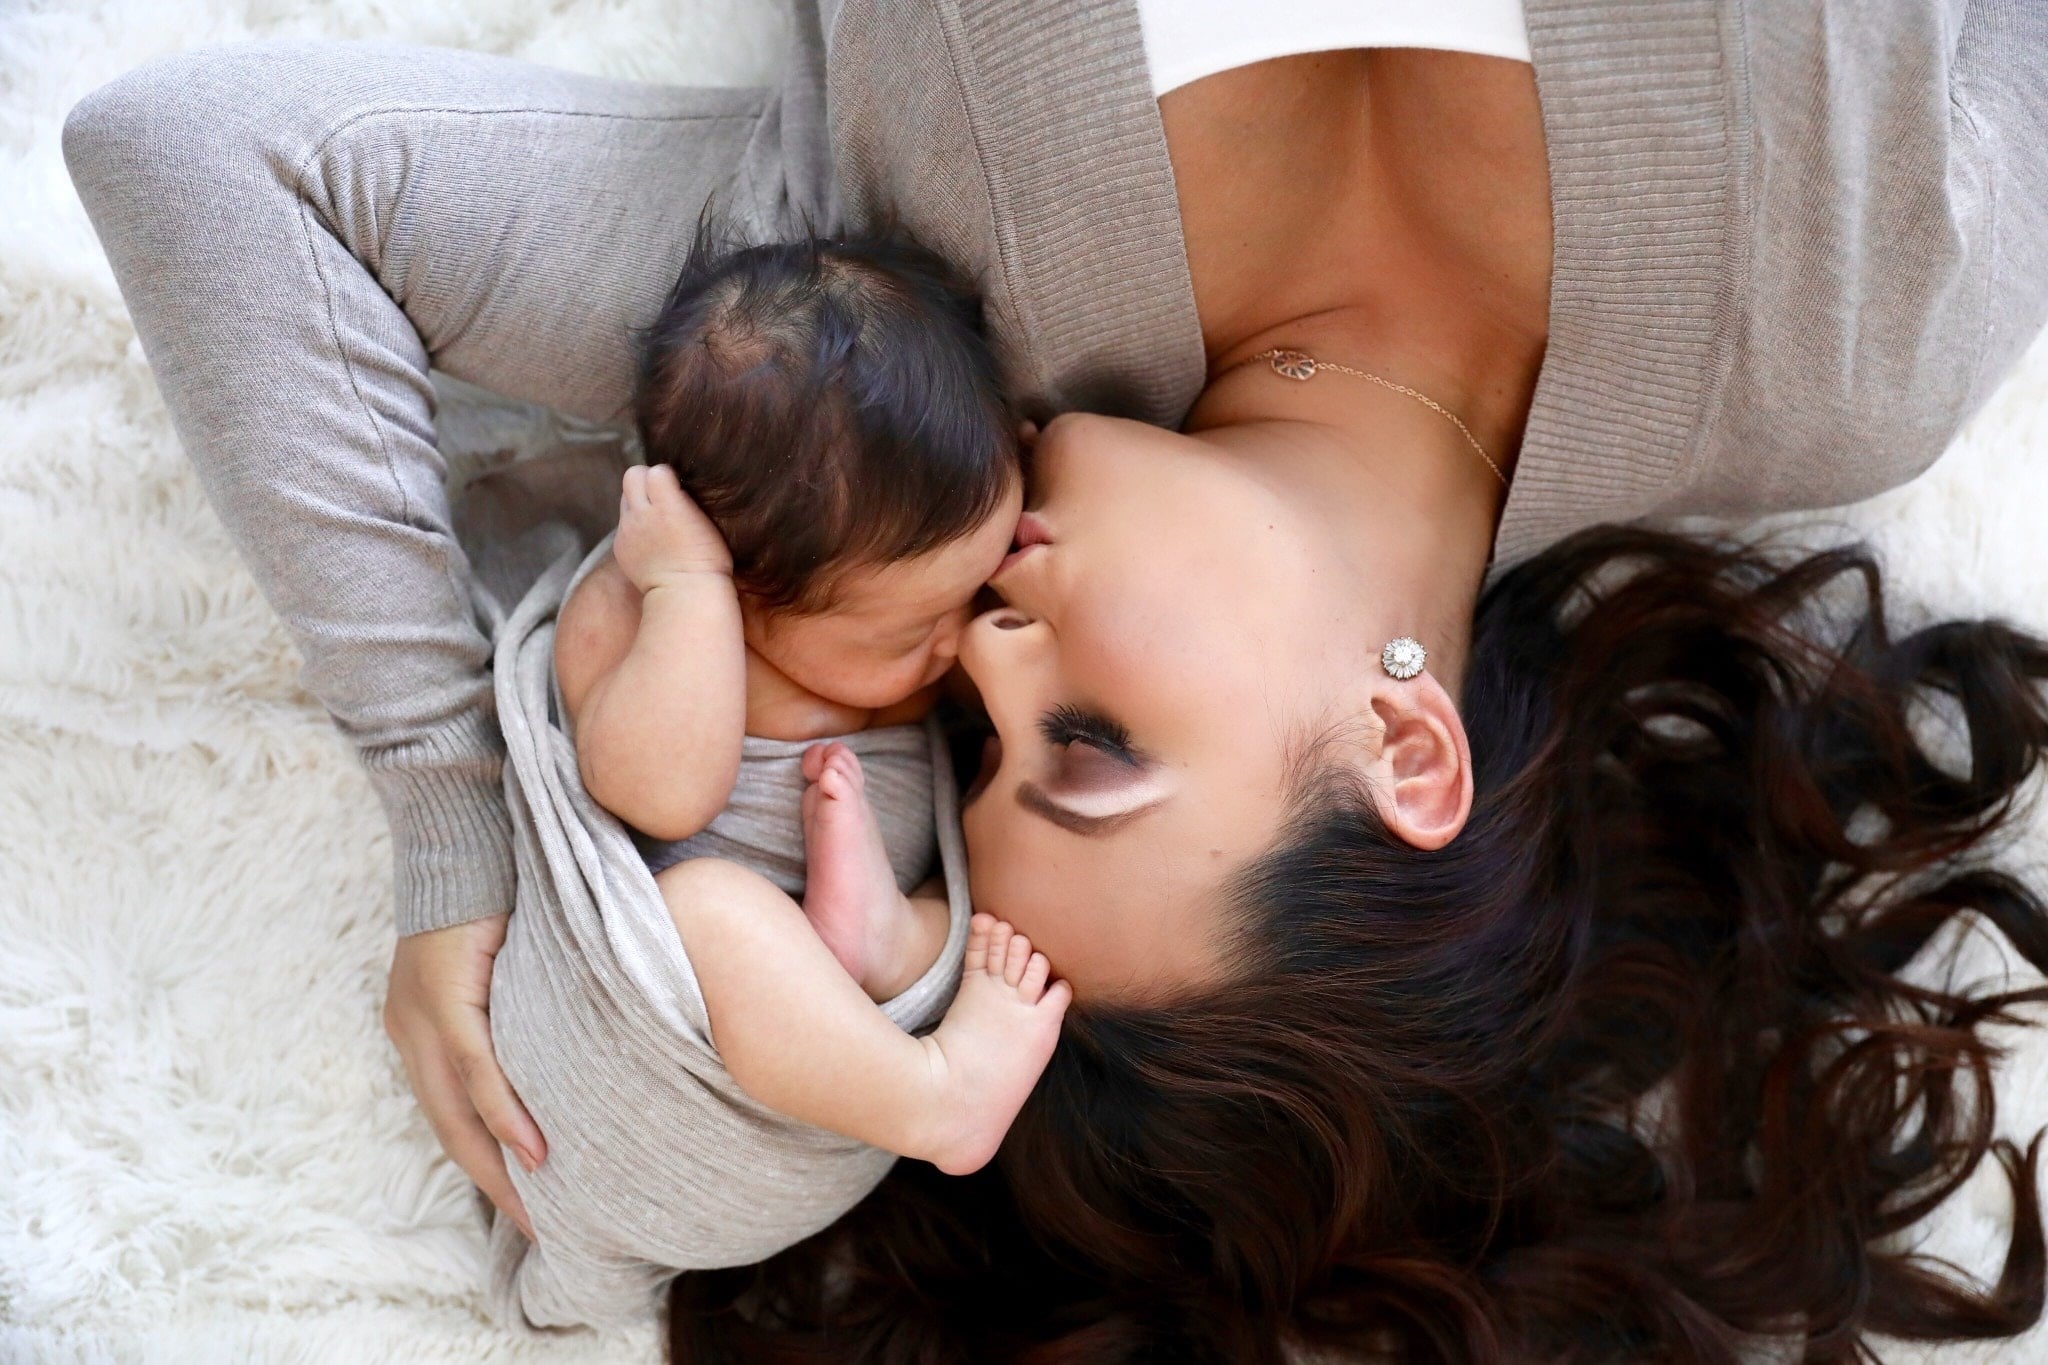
[{"x1": 633, "y1": 218, "x2": 1018, "y2": 613}]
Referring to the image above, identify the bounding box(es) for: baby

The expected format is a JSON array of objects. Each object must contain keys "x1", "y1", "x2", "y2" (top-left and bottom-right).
[{"x1": 552, "y1": 229, "x2": 1068, "y2": 1177}]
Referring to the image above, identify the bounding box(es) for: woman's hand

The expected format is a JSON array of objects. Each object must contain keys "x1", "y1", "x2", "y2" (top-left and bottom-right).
[
  {"x1": 613, "y1": 463, "x2": 732, "y2": 593},
  {"x1": 385, "y1": 914, "x2": 545, "y2": 1241}
]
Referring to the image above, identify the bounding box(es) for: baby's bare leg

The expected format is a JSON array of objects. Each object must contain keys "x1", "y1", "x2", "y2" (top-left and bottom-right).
[
  {"x1": 657, "y1": 860, "x2": 1068, "y2": 1173},
  {"x1": 799, "y1": 742, "x2": 949, "y2": 1000}
]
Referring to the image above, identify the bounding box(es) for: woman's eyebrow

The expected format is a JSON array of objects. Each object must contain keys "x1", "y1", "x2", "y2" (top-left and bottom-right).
[{"x1": 1015, "y1": 780, "x2": 1161, "y2": 836}]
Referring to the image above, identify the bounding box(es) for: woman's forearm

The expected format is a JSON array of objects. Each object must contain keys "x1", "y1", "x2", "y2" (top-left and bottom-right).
[
  {"x1": 63, "y1": 48, "x2": 516, "y2": 933},
  {"x1": 62, "y1": 41, "x2": 775, "y2": 933}
]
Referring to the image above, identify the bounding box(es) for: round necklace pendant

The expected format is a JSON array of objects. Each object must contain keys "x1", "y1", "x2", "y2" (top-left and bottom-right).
[
  {"x1": 1269, "y1": 350, "x2": 1318, "y2": 381},
  {"x1": 1381, "y1": 636, "x2": 1427, "y2": 681}
]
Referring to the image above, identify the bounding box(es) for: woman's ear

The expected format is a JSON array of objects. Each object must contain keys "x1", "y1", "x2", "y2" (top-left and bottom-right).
[{"x1": 1367, "y1": 675, "x2": 1473, "y2": 850}]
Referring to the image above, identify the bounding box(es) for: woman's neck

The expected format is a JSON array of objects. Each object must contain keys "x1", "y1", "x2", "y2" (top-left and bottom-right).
[
  {"x1": 1161, "y1": 47, "x2": 1551, "y2": 467},
  {"x1": 1183, "y1": 340, "x2": 1504, "y2": 686}
]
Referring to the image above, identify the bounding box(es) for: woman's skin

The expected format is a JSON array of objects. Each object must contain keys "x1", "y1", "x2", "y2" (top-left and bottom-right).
[
  {"x1": 389, "y1": 45, "x2": 1553, "y2": 1230},
  {"x1": 957, "y1": 49, "x2": 1551, "y2": 1000}
]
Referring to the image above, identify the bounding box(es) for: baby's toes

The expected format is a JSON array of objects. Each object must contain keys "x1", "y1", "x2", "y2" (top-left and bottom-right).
[
  {"x1": 817, "y1": 747, "x2": 863, "y2": 802},
  {"x1": 983, "y1": 920, "x2": 1014, "y2": 976},
  {"x1": 963, "y1": 913, "x2": 995, "y2": 972},
  {"x1": 1018, "y1": 950, "x2": 1051, "y2": 1003},
  {"x1": 801, "y1": 743, "x2": 830, "y2": 783},
  {"x1": 1002, "y1": 931, "x2": 1033, "y2": 987},
  {"x1": 827, "y1": 745, "x2": 866, "y2": 795}
]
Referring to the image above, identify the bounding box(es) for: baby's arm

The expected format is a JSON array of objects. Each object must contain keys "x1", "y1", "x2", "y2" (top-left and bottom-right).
[
  {"x1": 555, "y1": 465, "x2": 744, "y2": 841},
  {"x1": 657, "y1": 860, "x2": 1068, "y2": 1175}
]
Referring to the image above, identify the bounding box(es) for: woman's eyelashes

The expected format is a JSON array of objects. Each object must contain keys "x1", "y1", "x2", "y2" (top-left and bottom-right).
[
  {"x1": 1038, "y1": 704, "x2": 1141, "y2": 774},
  {"x1": 1027, "y1": 703, "x2": 1165, "y2": 828}
]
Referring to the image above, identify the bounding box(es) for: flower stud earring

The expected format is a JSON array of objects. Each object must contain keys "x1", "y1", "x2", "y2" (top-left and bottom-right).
[{"x1": 1381, "y1": 636, "x2": 1426, "y2": 680}]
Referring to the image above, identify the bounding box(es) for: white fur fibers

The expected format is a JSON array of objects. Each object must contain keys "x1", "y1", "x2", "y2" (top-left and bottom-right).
[{"x1": 3, "y1": 0, "x2": 2047, "y2": 1360}]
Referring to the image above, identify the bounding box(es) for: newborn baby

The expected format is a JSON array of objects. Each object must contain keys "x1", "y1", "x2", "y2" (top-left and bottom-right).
[
  {"x1": 562, "y1": 449, "x2": 1064, "y2": 1167},
  {"x1": 493, "y1": 227, "x2": 1064, "y2": 1334}
]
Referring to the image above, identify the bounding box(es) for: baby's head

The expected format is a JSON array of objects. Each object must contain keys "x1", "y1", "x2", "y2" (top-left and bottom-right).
[{"x1": 635, "y1": 225, "x2": 1022, "y2": 710}]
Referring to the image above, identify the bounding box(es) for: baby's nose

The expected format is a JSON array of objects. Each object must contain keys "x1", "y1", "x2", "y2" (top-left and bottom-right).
[{"x1": 933, "y1": 606, "x2": 978, "y2": 657}]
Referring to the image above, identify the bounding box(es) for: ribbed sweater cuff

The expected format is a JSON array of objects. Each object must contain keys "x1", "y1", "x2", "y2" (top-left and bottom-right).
[
  {"x1": 1494, "y1": 0, "x2": 1738, "y2": 565},
  {"x1": 364, "y1": 707, "x2": 516, "y2": 936}
]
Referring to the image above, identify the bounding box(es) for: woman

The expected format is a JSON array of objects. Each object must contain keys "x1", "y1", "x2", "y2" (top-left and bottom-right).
[{"x1": 62, "y1": 0, "x2": 2048, "y2": 1356}]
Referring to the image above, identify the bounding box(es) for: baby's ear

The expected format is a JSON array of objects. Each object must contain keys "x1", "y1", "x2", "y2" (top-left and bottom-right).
[{"x1": 1367, "y1": 675, "x2": 1473, "y2": 851}]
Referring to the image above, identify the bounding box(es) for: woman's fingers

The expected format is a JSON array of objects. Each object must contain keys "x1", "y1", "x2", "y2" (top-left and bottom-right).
[
  {"x1": 412, "y1": 1047, "x2": 538, "y2": 1242},
  {"x1": 445, "y1": 1004, "x2": 546, "y2": 1173},
  {"x1": 386, "y1": 915, "x2": 546, "y2": 1243}
]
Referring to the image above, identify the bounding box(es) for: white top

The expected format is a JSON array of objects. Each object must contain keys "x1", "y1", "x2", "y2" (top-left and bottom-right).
[{"x1": 1134, "y1": 0, "x2": 1531, "y2": 97}]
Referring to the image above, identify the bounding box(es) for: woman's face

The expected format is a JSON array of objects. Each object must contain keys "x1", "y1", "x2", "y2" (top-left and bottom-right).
[{"x1": 959, "y1": 413, "x2": 1400, "y2": 1002}]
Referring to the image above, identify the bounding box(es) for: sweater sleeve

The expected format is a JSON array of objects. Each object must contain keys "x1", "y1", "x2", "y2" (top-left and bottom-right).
[{"x1": 61, "y1": 42, "x2": 777, "y2": 933}]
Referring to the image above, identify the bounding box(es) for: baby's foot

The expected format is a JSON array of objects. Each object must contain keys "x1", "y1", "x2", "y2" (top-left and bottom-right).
[
  {"x1": 801, "y1": 742, "x2": 911, "y2": 993},
  {"x1": 916, "y1": 915, "x2": 1072, "y2": 1175}
]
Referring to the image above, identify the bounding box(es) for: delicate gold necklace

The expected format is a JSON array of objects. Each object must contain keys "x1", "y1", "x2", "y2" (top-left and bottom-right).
[{"x1": 1225, "y1": 348, "x2": 1508, "y2": 487}]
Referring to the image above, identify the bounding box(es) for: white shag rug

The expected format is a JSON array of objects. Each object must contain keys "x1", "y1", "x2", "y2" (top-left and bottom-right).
[{"x1": 2, "y1": 1, "x2": 2047, "y2": 1360}]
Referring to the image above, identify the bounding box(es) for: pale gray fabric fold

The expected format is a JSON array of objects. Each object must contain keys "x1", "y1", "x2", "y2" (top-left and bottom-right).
[
  {"x1": 483, "y1": 536, "x2": 971, "y2": 1331},
  {"x1": 636, "y1": 729, "x2": 936, "y2": 890},
  {"x1": 64, "y1": 1, "x2": 2048, "y2": 940}
]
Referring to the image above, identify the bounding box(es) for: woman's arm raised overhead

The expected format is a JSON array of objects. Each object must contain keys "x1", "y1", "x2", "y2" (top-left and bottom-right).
[
  {"x1": 62, "y1": 41, "x2": 780, "y2": 935},
  {"x1": 62, "y1": 35, "x2": 798, "y2": 1243}
]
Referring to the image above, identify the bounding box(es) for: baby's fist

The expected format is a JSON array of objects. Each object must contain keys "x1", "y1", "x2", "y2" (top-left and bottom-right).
[{"x1": 613, "y1": 464, "x2": 732, "y2": 591}]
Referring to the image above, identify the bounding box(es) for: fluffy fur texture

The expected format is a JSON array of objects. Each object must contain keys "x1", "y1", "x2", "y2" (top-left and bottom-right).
[{"x1": 1, "y1": 1, "x2": 2045, "y2": 1361}]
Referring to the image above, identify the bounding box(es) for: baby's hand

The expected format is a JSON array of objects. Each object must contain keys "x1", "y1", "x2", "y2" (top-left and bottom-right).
[{"x1": 613, "y1": 464, "x2": 733, "y2": 593}]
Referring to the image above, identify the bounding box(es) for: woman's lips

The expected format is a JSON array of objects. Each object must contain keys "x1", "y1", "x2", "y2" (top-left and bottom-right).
[
  {"x1": 1015, "y1": 511, "x2": 1052, "y2": 548},
  {"x1": 994, "y1": 512, "x2": 1051, "y2": 580},
  {"x1": 995, "y1": 543, "x2": 1041, "y2": 578}
]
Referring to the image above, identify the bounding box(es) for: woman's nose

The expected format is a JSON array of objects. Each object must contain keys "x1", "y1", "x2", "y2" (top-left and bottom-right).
[{"x1": 958, "y1": 603, "x2": 1043, "y2": 682}]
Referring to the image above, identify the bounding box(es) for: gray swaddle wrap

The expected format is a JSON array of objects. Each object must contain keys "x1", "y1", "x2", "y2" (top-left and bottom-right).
[
  {"x1": 483, "y1": 536, "x2": 971, "y2": 1331},
  {"x1": 635, "y1": 730, "x2": 936, "y2": 891}
]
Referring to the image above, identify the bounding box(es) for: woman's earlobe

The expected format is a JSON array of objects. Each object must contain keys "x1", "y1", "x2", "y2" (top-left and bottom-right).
[{"x1": 1370, "y1": 677, "x2": 1474, "y2": 850}]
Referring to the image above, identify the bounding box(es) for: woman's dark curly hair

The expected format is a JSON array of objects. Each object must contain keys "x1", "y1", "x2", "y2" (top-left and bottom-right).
[{"x1": 667, "y1": 526, "x2": 2048, "y2": 1363}]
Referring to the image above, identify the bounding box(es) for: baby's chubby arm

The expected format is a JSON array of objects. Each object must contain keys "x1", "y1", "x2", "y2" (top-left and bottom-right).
[{"x1": 555, "y1": 465, "x2": 744, "y2": 841}]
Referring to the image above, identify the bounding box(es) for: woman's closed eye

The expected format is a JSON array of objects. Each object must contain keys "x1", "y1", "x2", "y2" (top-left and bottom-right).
[
  {"x1": 1039, "y1": 704, "x2": 1140, "y2": 779},
  {"x1": 1039, "y1": 704, "x2": 1136, "y2": 760},
  {"x1": 1021, "y1": 705, "x2": 1166, "y2": 834}
]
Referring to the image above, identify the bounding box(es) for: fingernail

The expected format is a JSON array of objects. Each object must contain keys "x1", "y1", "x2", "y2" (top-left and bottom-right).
[{"x1": 518, "y1": 1147, "x2": 541, "y2": 1173}]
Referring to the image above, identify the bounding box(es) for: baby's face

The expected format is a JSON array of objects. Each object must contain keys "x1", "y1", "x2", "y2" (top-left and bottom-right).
[{"x1": 746, "y1": 481, "x2": 1023, "y2": 710}]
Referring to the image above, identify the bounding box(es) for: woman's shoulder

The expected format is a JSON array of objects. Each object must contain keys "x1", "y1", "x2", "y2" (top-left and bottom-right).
[
  {"x1": 824, "y1": 0, "x2": 1207, "y2": 426},
  {"x1": 1502, "y1": 0, "x2": 2048, "y2": 557},
  {"x1": 1682, "y1": 0, "x2": 2047, "y2": 513}
]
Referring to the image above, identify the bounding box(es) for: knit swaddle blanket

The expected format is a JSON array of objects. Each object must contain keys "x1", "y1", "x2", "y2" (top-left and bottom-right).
[{"x1": 478, "y1": 531, "x2": 972, "y2": 1331}]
